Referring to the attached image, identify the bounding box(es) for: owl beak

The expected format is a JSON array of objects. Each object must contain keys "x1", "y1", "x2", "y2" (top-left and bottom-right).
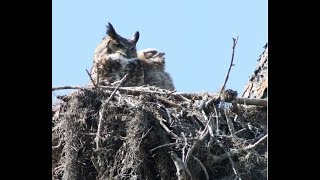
[{"x1": 117, "y1": 51, "x2": 127, "y2": 58}]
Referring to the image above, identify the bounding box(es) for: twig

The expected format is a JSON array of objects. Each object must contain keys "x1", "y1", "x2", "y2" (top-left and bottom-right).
[
  {"x1": 86, "y1": 69, "x2": 97, "y2": 88},
  {"x1": 213, "y1": 105, "x2": 220, "y2": 135},
  {"x1": 52, "y1": 138, "x2": 63, "y2": 149},
  {"x1": 159, "y1": 120, "x2": 179, "y2": 139},
  {"x1": 100, "y1": 86, "x2": 173, "y2": 95},
  {"x1": 224, "y1": 108, "x2": 237, "y2": 138},
  {"x1": 235, "y1": 97, "x2": 267, "y2": 107},
  {"x1": 170, "y1": 151, "x2": 193, "y2": 180},
  {"x1": 165, "y1": 108, "x2": 173, "y2": 125},
  {"x1": 205, "y1": 36, "x2": 239, "y2": 108},
  {"x1": 91, "y1": 156, "x2": 100, "y2": 171},
  {"x1": 182, "y1": 133, "x2": 188, "y2": 162},
  {"x1": 215, "y1": 138, "x2": 242, "y2": 180},
  {"x1": 95, "y1": 74, "x2": 129, "y2": 150},
  {"x1": 52, "y1": 85, "x2": 226, "y2": 107},
  {"x1": 228, "y1": 153, "x2": 242, "y2": 180},
  {"x1": 141, "y1": 127, "x2": 153, "y2": 139},
  {"x1": 184, "y1": 130, "x2": 208, "y2": 164},
  {"x1": 202, "y1": 110, "x2": 213, "y2": 137},
  {"x1": 174, "y1": 94, "x2": 191, "y2": 102},
  {"x1": 244, "y1": 134, "x2": 268, "y2": 150},
  {"x1": 219, "y1": 36, "x2": 239, "y2": 95},
  {"x1": 149, "y1": 142, "x2": 178, "y2": 153},
  {"x1": 185, "y1": 115, "x2": 212, "y2": 163},
  {"x1": 156, "y1": 95, "x2": 184, "y2": 109},
  {"x1": 192, "y1": 155, "x2": 209, "y2": 180},
  {"x1": 52, "y1": 86, "x2": 87, "y2": 91}
]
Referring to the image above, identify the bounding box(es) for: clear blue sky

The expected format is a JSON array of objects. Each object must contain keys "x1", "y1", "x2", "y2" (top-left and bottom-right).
[{"x1": 52, "y1": 0, "x2": 267, "y2": 101}]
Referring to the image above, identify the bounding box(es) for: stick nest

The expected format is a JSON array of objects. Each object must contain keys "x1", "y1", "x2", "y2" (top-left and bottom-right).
[{"x1": 52, "y1": 86, "x2": 267, "y2": 180}]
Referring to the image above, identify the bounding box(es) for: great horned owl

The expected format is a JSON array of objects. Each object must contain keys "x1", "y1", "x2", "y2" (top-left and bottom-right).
[
  {"x1": 91, "y1": 22, "x2": 175, "y2": 90},
  {"x1": 91, "y1": 22, "x2": 144, "y2": 86},
  {"x1": 138, "y1": 48, "x2": 175, "y2": 90}
]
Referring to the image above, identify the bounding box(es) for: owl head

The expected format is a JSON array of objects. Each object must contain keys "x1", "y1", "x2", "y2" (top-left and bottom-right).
[
  {"x1": 138, "y1": 48, "x2": 166, "y2": 70},
  {"x1": 105, "y1": 22, "x2": 140, "y2": 59}
]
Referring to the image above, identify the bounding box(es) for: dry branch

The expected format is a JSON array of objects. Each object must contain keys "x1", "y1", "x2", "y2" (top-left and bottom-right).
[
  {"x1": 215, "y1": 138, "x2": 242, "y2": 180},
  {"x1": 170, "y1": 151, "x2": 192, "y2": 180},
  {"x1": 149, "y1": 142, "x2": 178, "y2": 153},
  {"x1": 192, "y1": 155, "x2": 209, "y2": 180},
  {"x1": 159, "y1": 120, "x2": 179, "y2": 139},
  {"x1": 206, "y1": 36, "x2": 239, "y2": 108},
  {"x1": 244, "y1": 134, "x2": 268, "y2": 150},
  {"x1": 224, "y1": 108, "x2": 237, "y2": 138},
  {"x1": 219, "y1": 36, "x2": 239, "y2": 95},
  {"x1": 235, "y1": 97, "x2": 267, "y2": 107},
  {"x1": 86, "y1": 69, "x2": 97, "y2": 88},
  {"x1": 52, "y1": 86, "x2": 87, "y2": 91},
  {"x1": 95, "y1": 74, "x2": 129, "y2": 150},
  {"x1": 185, "y1": 115, "x2": 212, "y2": 164}
]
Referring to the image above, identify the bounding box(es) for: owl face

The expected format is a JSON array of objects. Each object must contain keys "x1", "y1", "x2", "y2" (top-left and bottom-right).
[
  {"x1": 105, "y1": 22, "x2": 139, "y2": 59},
  {"x1": 138, "y1": 48, "x2": 166, "y2": 70}
]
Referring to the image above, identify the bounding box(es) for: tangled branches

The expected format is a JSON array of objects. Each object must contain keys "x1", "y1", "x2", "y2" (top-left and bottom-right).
[{"x1": 52, "y1": 85, "x2": 267, "y2": 180}]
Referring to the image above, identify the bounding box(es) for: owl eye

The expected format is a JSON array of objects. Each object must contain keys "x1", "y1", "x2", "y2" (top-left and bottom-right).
[{"x1": 113, "y1": 43, "x2": 122, "y2": 48}]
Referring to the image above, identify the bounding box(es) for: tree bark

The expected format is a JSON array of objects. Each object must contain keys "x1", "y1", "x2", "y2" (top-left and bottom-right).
[{"x1": 242, "y1": 43, "x2": 268, "y2": 99}]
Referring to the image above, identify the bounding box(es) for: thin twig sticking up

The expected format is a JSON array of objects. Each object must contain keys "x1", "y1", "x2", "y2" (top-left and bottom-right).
[
  {"x1": 86, "y1": 69, "x2": 97, "y2": 88},
  {"x1": 219, "y1": 36, "x2": 239, "y2": 95},
  {"x1": 206, "y1": 36, "x2": 239, "y2": 108}
]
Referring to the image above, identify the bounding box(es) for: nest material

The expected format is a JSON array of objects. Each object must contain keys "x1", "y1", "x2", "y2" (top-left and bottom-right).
[{"x1": 52, "y1": 86, "x2": 267, "y2": 180}]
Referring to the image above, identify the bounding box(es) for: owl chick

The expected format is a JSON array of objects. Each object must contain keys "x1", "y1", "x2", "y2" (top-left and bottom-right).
[
  {"x1": 138, "y1": 48, "x2": 175, "y2": 90},
  {"x1": 91, "y1": 22, "x2": 144, "y2": 87}
]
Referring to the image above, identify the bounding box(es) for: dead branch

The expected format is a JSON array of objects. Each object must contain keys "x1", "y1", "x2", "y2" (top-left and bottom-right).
[
  {"x1": 156, "y1": 95, "x2": 184, "y2": 109},
  {"x1": 219, "y1": 36, "x2": 239, "y2": 95},
  {"x1": 185, "y1": 113, "x2": 213, "y2": 164},
  {"x1": 86, "y1": 69, "x2": 98, "y2": 88},
  {"x1": 100, "y1": 86, "x2": 173, "y2": 95},
  {"x1": 52, "y1": 86, "x2": 88, "y2": 91},
  {"x1": 244, "y1": 134, "x2": 268, "y2": 150},
  {"x1": 149, "y1": 142, "x2": 178, "y2": 153},
  {"x1": 229, "y1": 153, "x2": 242, "y2": 180},
  {"x1": 235, "y1": 97, "x2": 267, "y2": 107},
  {"x1": 170, "y1": 151, "x2": 192, "y2": 180},
  {"x1": 175, "y1": 93, "x2": 192, "y2": 102},
  {"x1": 52, "y1": 85, "x2": 225, "y2": 107},
  {"x1": 95, "y1": 74, "x2": 129, "y2": 150},
  {"x1": 215, "y1": 138, "x2": 242, "y2": 180},
  {"x1": 224, "y1": 108, "x2": 237, "y2": 138},
  {"x1": 52, "y1": 138, "x2": 63, "y2": 149},
  {"x1": 159, "y1": 120, "x2": 179, "y2": 139},
  {"x1": 213, "y1": 105, "x2": 220, "y2": 135},
  {"x1": 205, "y1": 36, "x2": 239, "y2": 108},
  {"x1": 182, "y1": 133, "x2": 188, "y2": 162},
  {"x1": 91, "y1": 156, "x2": 100, "y2": 172},
  {"x1": 202, "y1": 110, "x2": 214, "y2": 137},
  {"x1": 192, "y1": 155, "x2": 209, "y2": 180}
]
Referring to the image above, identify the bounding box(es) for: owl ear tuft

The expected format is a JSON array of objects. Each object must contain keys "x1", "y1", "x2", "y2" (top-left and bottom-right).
[
  {"x1": 106, "y1": 22, "x2": 118, "y2": 40},
  {"x1": 132, "y1": 31, "x2": 140, "y2": 44}
]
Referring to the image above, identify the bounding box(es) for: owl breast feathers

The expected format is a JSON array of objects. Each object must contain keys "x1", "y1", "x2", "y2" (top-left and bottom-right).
[{"x1": 90, "y1": 22, "x2": 175, "y2": 90}]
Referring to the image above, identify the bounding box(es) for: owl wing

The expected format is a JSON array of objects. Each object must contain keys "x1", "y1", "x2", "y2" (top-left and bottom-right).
[{"x1": 122, "y1": 59, "x2": 145, "y2": 87}]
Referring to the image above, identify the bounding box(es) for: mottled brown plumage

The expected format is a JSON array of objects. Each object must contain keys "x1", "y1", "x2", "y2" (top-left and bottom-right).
[
  {"x1": 91, "y1": 23, "x2": 174, "y2": 90},
  {"x1": 138, "y1": 48, "x2": 175, "y2": 90},
  {"x1": 91, "y1": 23, "x2": 143, "y2": 86}
]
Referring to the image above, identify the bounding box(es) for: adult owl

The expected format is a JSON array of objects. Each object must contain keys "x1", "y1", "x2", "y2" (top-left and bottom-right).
[{"x1": 90, "y1": 22, "x2": 144, "y2": 87}]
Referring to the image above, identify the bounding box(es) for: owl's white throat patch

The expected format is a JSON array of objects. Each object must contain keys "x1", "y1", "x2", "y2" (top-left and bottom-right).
[{"x1": 107, "y1": 53, "x2": 138, "y2": 66}]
